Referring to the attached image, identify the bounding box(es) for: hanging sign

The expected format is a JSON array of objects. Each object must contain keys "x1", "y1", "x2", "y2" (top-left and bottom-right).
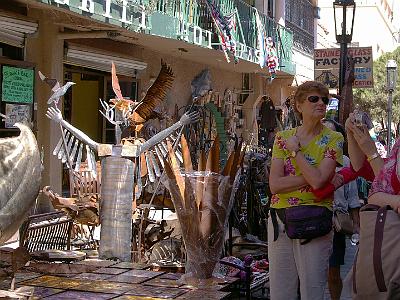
[
  {"x1": 314, "y1": 47, "x2": 373, "y2": 88},
  {"x1": 2, "y1": 66, "x2": 34, "y2": 103},
  {"x1": 4, "y1": 103, "x2": 31, "y2": 128}
]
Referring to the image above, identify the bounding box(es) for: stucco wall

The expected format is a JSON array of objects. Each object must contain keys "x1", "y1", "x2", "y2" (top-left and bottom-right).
[{"x1": 292, "y1": 50, "x2": 315, "y2": 83}]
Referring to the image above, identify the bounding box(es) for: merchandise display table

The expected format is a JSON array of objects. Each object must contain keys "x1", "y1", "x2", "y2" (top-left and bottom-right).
[{"x1": 1, "y1": 259, "x2": 238, "y2": 299}]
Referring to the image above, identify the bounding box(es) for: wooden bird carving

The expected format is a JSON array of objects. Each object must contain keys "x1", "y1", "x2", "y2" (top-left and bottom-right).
[
  {"x1": 340, "y1": 55, "x2": 356, "y2": 124},
  {"x1": 111, "y1": 60, "x2": 174, "y2": 132}
]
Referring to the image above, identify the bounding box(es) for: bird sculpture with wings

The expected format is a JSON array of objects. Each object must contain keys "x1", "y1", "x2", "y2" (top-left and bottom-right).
[
  {"x1": 43, "y1": 61, "x2": 199, "y2": 261},
  {"x1": 110, "y1": 60, "x2": 174, "y2": 134},
  {"x1": 44, "y1": 60, "x2": 199, "y2": 197}
]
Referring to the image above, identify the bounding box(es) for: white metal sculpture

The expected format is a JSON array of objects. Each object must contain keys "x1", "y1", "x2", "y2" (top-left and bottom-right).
[{"x1": 42, "y1": 61, "x2": 199, "y2": 261}]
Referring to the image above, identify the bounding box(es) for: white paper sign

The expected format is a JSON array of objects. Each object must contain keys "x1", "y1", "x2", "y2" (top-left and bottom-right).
[{"x1": 5, "y1": 103, "x2": 31, "y2": 128}]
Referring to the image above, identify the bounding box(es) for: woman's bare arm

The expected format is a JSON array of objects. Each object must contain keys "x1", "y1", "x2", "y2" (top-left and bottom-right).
[
  {"x1": 346, "y1": 116, "x2": 384, "y2": 175},
  {"x1": 369, "y1": 192, "x2": 400, "y2": 213},
  {"x1": 294, "y1": 154, "x2": 336, "y2": 190},
  {"x1": 269, "y1": 158, "x2": 308, "y2": 194},
  {"x1": 347, "y1": 130, "x2": 366, "y2": 171}
]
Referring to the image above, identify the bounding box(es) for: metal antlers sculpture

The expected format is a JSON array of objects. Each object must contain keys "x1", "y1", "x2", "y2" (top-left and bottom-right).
[{"x1": 42, "y1": 61, "x2": 199, "y2": 261}]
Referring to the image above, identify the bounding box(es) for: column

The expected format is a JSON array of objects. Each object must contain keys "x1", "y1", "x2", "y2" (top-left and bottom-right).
[{"x1": 25, "y1": 8, "x2": 64, "y2": 212}]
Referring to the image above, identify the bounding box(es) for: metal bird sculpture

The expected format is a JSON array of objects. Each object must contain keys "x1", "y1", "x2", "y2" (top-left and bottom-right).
[
  {"x1": 42, "y1": 62, "x2": 199, "y2": 262},
  {"x1": 111, "y1": 60, "x2": 174, "y2": 131},
  {"x1": 43, "y1": 59, "x2": 199, "y2": 195},
  {"x1": 38, "y1": 71, "x2": 76, "y2": 106}
]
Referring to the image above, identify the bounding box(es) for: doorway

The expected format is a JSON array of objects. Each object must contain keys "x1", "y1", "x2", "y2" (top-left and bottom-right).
[{"x1": 64, "y1": 65, "x2": 138, "y2": 144}]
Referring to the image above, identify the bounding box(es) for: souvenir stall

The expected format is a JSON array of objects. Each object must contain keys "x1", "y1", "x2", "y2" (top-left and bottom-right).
[
  {"x1": 0, "y1": 0, "x2": 298, "y2": 295},
  {"x1": 0, "y1": 60, "x2": 276, "y2": 299}
]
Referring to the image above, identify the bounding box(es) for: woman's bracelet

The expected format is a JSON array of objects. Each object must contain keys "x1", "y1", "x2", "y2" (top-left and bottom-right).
[{"x1": 367, "y1": 152, "x2": 380, "y2": 162}]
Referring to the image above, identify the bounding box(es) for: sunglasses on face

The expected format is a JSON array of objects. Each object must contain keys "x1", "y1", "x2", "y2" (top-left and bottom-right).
[{"x1": 307, "y1": 95, "x2": 330, "y2": 105}]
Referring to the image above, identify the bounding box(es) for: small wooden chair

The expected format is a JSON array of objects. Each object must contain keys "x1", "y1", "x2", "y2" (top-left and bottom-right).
[
  {"x1": 69, "y1": 168, "x2": 100, "y2": 202},
  {"x1": 68, "y1": 164, "x2": 101, "y2": 249}
]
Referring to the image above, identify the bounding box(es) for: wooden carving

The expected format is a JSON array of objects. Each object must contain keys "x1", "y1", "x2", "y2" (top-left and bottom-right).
[{"x1": 340, "y1": 55, "x2": 356, "y2": 125}]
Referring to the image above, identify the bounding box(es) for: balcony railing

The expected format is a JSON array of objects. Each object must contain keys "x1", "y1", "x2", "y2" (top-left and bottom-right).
[
  {"x1": 285, "y1": 21, "x2": 314, "y2": 55},
  {"x1": 143, "y1": 0, "x2": 295, "y2": 74},
  {"x1": 36, "y1": 0, "x2": 295, "y2": 74},
  {"x1": 285, "y1": 0, "x2": 315, "y2": 56}
]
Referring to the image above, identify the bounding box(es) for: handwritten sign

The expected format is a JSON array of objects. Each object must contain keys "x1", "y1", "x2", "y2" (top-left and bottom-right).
[
  {"x1": 4, "y1": 103, "x2": 31, "y2": 128},
  {"x1": 314, "y1": 47, "x2": 373, "y2": 88},
  {"x1": 2, "y1": 66, "x2": 34, "y2": 103}
]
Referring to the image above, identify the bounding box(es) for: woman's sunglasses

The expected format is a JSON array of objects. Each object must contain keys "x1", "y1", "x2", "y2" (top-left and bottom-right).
[{"x1": 307, "y1": 95, "x2": 330, "y2": 105}]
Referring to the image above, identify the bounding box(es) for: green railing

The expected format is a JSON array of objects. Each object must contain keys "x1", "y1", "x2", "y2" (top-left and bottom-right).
[
  {"x1": 143, "y1": 0, "x2": 295, "y2": 74},
  {"x1": 36, "y1": 0, "x2": 294, "y2": 74}
]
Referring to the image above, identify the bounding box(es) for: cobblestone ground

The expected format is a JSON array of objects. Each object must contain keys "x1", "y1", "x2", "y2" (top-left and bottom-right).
[{"x1": 249, "y1": 238, "x2": 357, "y2": 299}]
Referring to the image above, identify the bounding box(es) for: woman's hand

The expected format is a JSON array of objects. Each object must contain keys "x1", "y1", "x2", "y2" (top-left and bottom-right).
[
  {"x1": 351, "y1": 124, "x2": 377, "y2": 157},
  {"x1": 392, "y1": 202, "x2": 400, "y2": 214},
  {"x1": 331, "y1": 173, "x2": 344, "y2": 189},
  {"x1": 345, "y1": 112, "x2": 359, "y2": 135},
  {"x1": 369, "y1": 192, "x2": 400, "y2": 214},
  {"x1": 388, "y1": 197, "x2": 400, "y2": 214},
  {"x1": 286, "y1": 136, "x2": 300, "y2": 152}
]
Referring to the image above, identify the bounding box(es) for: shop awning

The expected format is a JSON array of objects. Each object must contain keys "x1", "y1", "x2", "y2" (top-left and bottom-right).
[
  {"x1": 0, "y1": 14, "x2": 38, "y2": 48},
  {"x1": 65, "y1": 44, "x2": 147, "y2": 77}
]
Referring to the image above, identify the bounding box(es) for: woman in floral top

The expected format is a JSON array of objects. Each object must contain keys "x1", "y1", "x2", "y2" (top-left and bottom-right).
[{"x1": 268, "y1": 81, "x2": 344, "y2": 300}]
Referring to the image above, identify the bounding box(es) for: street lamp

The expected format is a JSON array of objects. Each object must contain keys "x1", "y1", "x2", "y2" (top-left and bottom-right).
[
  {"x1": 333, "y1": 0, "x2": 356, "y2": 96},
  {"x1": 386, "y1": 59, "x2": 398, "y2": 152}
]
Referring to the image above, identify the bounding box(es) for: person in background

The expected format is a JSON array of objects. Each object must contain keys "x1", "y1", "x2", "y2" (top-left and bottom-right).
[
  {"x1": 323, "y1": 119, "x2": 360, "y2": 300},
  {"x1": 268, "y1": 81, "x2": 344, "y2": 300},
  {"x1": 325, "y1": 95, "x2": 340, "y2": 122}
]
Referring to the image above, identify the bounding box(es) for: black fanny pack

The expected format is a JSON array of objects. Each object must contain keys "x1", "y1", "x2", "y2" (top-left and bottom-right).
[{"x1": 271, "y1": 205, "x2": 333, "y2": 242}]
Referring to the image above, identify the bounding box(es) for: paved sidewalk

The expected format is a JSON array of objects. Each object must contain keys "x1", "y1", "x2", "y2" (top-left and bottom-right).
[{"x1": 250, "y1": 237, "x2": 357, "y2": 299}]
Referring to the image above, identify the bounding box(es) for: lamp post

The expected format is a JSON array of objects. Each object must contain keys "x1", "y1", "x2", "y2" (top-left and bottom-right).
[
  {"x1": 386, "y1": 59, "x2": 398, "y2": 153},
  {"x1": 333, "y1": 0, "x2": 356, "y2": 96}
]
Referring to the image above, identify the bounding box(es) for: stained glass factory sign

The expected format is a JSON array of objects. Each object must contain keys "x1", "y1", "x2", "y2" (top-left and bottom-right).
[{"x1": 314, "y1": 47, "x2": 373, "y2": 89}]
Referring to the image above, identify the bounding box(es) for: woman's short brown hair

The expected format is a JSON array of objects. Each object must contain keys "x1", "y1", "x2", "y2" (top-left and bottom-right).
[{"x1": 293, "y1": 81, "x2": 329, "y2": 119}]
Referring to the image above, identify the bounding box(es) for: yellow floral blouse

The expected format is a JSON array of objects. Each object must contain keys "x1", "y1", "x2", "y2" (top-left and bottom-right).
[{"x1": 271, "y1": 126, "x2": 344, "y2": 209}]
